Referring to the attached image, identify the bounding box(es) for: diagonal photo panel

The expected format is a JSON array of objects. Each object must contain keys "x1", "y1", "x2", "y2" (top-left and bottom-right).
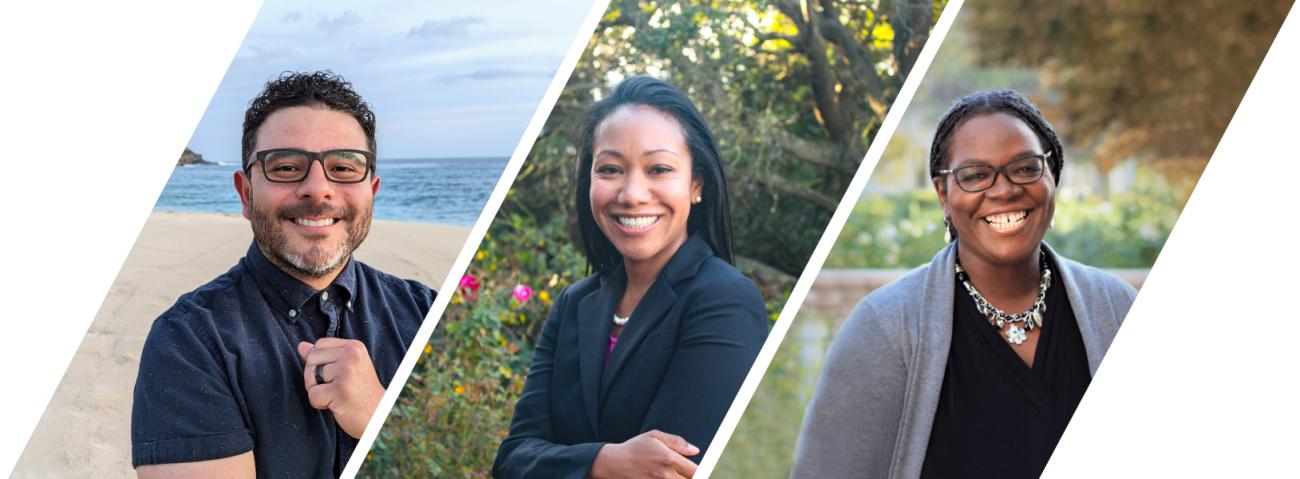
[
  {"x1": 711, "y1": 1, "x2": 1293, "y2": 478},
  {"x1": 357, "y1": 0, "x2": 951, "y2": 477},
  {"x1": 10, "y1": 1, "x2": 592, "y2": 477}
]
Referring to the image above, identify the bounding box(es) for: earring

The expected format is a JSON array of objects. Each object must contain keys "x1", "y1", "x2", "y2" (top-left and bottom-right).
[
  {"x1": 693, "y1": 195, "x2": 702, "y2": 205},
  {"x1": 943, "y1": 217, "x2": 953, "y2": 243}
]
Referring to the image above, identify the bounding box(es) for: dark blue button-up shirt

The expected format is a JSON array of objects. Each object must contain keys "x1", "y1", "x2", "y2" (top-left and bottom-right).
[{"x1": 132, "y1": 243, "x2": 433, "y2": 477}]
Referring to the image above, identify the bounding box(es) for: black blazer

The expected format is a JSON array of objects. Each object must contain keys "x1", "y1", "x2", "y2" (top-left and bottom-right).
[{"x1": 492, "y1": 235, "x2": 770, "y2": 479}]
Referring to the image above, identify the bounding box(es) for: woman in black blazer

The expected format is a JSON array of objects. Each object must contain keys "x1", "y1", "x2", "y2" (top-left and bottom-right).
[{"x1": 492, "y1": 76, "x2": 770, "y2": 479}]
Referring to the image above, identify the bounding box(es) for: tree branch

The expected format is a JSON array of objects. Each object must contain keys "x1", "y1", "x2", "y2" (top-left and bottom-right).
[
  {"x1": 778, "y1": 131, "x2": 859, "y2": 176},
  {"x1": 755, "y1": 175, "x2": 842, "y2": 212}
]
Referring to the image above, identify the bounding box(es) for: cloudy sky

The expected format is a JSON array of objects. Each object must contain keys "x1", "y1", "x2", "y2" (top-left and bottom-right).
[{"x1": 187, "y1": 0, "x2": 593, "y2": 162}]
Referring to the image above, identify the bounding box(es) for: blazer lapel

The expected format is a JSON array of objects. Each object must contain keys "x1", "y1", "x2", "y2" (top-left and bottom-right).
[
  {"x1": 598, "y1": 275, "x2": 677, "y2": 404},
  {"x1": 598, "y1": 236, "x2": 711, "y2": 404},
  {"x1": 576, "y1": 269, "x2": 621, "y2": 436}
]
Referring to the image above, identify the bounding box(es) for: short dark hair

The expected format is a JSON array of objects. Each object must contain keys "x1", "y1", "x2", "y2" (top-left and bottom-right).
[
  {"x1": 928, "y1": 89, "x2": 1064, "y2": 185},
  {"x1": 241, "y1": 71, "x2": 377, "y2": 166},
  {"x1": 574, "y1": 76, "x2": 735, "y2": 273}
]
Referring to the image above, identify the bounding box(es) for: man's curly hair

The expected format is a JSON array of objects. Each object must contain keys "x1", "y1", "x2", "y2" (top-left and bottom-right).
[{"x1": 241, "y1": 71, "x2": 377, "y2": 166}]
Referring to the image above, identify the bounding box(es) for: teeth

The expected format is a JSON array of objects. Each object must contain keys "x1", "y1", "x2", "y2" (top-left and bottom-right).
[
  {"x1": 295, "y1": 218, "x2": 336, "y2": 227},
  {"x1": 983, "y1": 211, "x2": 1028, "y2": 232},
  {"x1": 616, "y1": 216, "x2": 658, "y2": 229}
]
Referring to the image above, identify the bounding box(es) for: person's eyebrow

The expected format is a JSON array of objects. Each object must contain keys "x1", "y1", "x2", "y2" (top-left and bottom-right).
[
  {"x1": 643, "y1": 148, "x2": 681, "y2": 158},
  {"x1": 595, "y1": 149, "x2": 625, "y2": 159},
  {"x1": 952, "y1": 149, "x2": 1043, "y2": 166}
]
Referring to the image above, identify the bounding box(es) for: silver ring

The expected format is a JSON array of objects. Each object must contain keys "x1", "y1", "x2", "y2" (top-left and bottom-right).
[{"x1": 314, "y1": 363, "x2": 328, "y2": 385}]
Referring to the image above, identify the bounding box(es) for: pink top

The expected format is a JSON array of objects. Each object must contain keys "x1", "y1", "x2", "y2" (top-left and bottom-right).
[{"x1": 605, "y1": 335, "x2": 618, "y2": 364}]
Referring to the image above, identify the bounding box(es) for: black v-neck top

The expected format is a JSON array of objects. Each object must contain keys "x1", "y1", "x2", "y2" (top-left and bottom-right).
[{"x1": 920, "y1": 256, "x2": 1092, "y2": 478}]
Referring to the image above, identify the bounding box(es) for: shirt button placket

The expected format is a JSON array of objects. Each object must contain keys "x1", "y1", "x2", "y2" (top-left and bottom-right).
[{"x1": 322, "y1": 292, "x2": 339, "y2": 337}]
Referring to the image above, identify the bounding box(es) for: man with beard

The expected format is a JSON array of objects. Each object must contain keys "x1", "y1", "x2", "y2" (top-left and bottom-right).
[{"x1": 131, "y1": 71, "x2": 434, "y2": 478}]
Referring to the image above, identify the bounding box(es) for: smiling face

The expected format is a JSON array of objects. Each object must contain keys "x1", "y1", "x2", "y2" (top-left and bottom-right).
[
  {"x1": 934, "y1": 112, "x2": 1056, "y2": 268},
  {"x1": 234, "y1": 106, "x2": 380, "y2": 283},
  {"x1": 589, "y1": 104, "x2": 702, "y2": 271}
]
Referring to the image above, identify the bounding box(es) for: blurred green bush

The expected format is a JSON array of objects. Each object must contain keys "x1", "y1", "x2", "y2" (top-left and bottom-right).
[{"x1": 363, "y1": 212, "x2": 586, "y2": 478}]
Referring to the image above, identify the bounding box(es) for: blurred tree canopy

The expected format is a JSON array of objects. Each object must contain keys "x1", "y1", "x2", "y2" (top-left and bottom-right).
[
  {"x1": 513, "y1": 0, "x2": 945, "y2": 277},
  {"x1": 965, "y1": 0, "x2": 1292, "y2": 184}
]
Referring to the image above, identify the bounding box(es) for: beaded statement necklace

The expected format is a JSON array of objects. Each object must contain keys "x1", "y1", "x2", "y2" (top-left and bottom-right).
[{"x1": 954, "y1": 252, "x2": 1051, "y2": 346}]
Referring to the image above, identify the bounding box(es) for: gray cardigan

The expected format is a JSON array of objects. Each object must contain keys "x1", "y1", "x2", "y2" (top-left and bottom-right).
[{"x1": 791, "y1": 243, "x2": 1136, "y2": 479}]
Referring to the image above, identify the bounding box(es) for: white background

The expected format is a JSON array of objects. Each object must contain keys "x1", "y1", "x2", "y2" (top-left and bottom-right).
[
  {"x1": 1, "y1": 1, "x2": 1297, "y2": 477},
  {"x1": 0, "y1": 1, "x2": 262, "y2": 474}
]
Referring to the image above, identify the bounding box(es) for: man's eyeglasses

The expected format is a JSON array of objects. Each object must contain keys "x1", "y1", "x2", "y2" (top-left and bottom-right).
[
  {"x1": 245, "y1": 148, "x2": 376, "y2": 184},
  {"x1": 935, "y1": 152, "x2": 1051, "y2": 193}
]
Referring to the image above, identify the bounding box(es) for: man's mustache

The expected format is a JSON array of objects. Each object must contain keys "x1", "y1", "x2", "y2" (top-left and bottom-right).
[{"x1": 276, "y1": 201, "x2": 354, "y2": 220}]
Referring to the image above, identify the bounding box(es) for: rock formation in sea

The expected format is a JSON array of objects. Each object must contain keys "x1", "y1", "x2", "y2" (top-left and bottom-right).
[{"x1": 177, "y1": 147, "x2": 214, "y2": 166}]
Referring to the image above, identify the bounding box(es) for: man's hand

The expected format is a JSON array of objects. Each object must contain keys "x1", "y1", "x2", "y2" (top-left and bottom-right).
[
  {"x1": 297, "y1": 339, "x2": 385, "y2": 439},
  {"x1": 590, "y1": 430, "x2": 700, "y2": 479}
]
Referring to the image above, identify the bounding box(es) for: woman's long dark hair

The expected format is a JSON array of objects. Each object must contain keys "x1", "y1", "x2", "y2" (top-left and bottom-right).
[{"x1": 574, "y1": 76, "x2": 735, "y2": 274}]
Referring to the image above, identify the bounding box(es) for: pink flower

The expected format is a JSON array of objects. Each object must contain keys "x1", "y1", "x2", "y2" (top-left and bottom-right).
[
  {"x1": 459, "y1": 274, "x2": 481, "y2": 299},
  {"x1": 513, "y1": 284, "x2": 533, "y2": 303}
]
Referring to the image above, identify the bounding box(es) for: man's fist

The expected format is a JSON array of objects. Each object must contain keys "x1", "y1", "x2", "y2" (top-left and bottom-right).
[{"x1": 297, "y1": 338, "x2": 386, "y2": 439}]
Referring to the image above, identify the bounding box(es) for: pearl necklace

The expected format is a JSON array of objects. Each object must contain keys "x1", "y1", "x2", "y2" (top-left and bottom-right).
[{"x1": 954, "y1": 254, "x2": 1051, "y2": 346}]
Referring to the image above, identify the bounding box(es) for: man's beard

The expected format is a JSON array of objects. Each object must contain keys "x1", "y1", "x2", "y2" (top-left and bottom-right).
[{"x1": 248, "y1": 196, "x2": 372, "y2": 279}]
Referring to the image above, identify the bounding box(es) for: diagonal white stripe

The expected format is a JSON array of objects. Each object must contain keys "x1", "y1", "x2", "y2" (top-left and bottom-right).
[{"x1": 338, "y1": 1, "x2": 612, "y2": 477}]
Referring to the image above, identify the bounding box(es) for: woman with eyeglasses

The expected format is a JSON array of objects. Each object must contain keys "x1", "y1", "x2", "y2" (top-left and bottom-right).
[
  {"x1": 492, "y1": 76, "x2": 769, "y2": 479},
  {"x1": 791, "y1": 89, "x2": 1136, "y2": 478}
]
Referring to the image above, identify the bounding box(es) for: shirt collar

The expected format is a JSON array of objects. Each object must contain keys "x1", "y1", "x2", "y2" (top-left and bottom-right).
[{"x1": 244, "y1": 242, "x2": 358, "y2": 322}]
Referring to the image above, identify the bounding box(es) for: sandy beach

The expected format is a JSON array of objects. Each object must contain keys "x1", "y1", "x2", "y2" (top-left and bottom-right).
[{"x1": 11, "y1": 211, "x2": 468, "y2": 478}]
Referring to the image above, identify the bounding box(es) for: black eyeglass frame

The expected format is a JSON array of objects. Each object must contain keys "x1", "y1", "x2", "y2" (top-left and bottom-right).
[
  {"x1": 935, "y1": 151, "x2": 1053, "y2": 193},
  {"x1": 244, "y1": 148, "x2": 377, "y2": 184}
]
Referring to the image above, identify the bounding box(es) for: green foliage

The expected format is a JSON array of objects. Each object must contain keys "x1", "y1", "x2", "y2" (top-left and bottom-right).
[
  {"x1": 362, "y1": 210, "x2": 587, "y2": 478},
  {"x1": 825, "y1": 189, "x2": 948, "y2": 269}
]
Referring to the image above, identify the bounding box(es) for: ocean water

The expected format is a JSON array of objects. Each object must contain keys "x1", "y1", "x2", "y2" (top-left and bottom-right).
[{"x1": 155, "y1": 157, "x2": 508, "y2": 226}]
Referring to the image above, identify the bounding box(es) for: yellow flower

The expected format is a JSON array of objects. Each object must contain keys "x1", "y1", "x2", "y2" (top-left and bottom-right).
[
  {"x1": 476, "y1": 250, "x2": 486, "y2": 261},
  {"x1": 454, "y1": 385, "x2": 465, "y2": 395},
  {"x1": 539, "y1": 290, "x2": 551, "y2": 305},
  {"x1": 423, "y1": 344, "x2": 432, "y2": 355}
]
